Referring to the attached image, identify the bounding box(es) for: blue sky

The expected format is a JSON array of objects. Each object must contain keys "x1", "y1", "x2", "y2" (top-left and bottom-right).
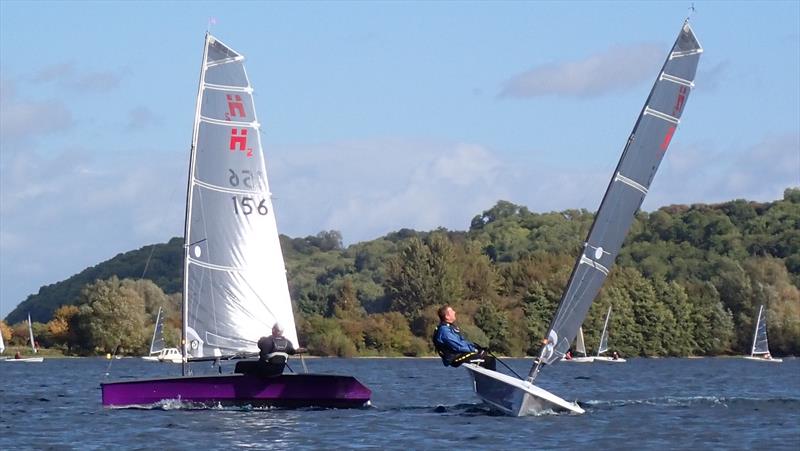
[{"x1": 1, "y1": 1, "x2": 798, "y2": 318}]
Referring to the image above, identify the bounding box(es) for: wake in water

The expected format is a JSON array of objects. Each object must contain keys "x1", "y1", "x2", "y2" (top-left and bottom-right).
[{"x1": 582, "y1": 395, "x2": 800, "y2": 410}]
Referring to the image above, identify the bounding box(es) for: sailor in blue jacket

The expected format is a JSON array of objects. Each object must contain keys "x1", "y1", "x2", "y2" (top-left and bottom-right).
[{"x1": 432, "y1": 305, "x2": 495, "y2": 370}]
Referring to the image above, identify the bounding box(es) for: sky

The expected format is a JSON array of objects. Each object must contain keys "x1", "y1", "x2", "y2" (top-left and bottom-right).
[{"x1": 1, "y1": 1, "x2": 798, "y2": 318}]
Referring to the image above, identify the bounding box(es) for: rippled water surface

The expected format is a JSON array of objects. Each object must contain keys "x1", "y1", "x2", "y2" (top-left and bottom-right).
[{"x1": 1, "y1": 357, "x2": 798, "y2": 450}]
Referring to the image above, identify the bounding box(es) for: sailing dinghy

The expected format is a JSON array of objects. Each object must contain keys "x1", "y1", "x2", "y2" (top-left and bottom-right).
[
  {"x1": 743, "y1": 305, "x2": 782, "y2": 363},
  {"x1": 5, "y1": 313, "x2": 44, "y2": 363},
  {"x1": 102, "y1": 34, "x2": 371, "y2": 408},
  {"x1": 141, "y1": 306, "x2": 166, "y2": 361},
  {"x1": 593, "y1": 306, "x2": 626, "y2": 363},
  {"x1": 564, "y1": 327, "x2": 594, "y2": 363},
  {"x1": 464, "y1": 20, "x2": 702, "y2": 416}
]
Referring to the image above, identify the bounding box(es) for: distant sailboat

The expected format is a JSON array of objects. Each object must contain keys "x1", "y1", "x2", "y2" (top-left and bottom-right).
[
  {"x1": 564, "y1": 327, "x2": 594, "y2": 363},
  {"x1": 141, "y1": 306, "x2": 181, "y2": 363},
  {"x1": 593, "y1": 306, "x2": 626, "y2": 363},
  {"x1": 101, "y1": 33, "x2": 370, "y2": 408},
  {"x1": 463, "y1": 20, "x2": 702, "y2": 416},
  {"x1": 141, "y1": 306, "x2": 166, "y2": 361},
  {"x1": 743, "y1": 305, "x2": 782, "y2": 363},
  {"x1": 5, "y1": 314, "x2": 44, "y2": 363}
]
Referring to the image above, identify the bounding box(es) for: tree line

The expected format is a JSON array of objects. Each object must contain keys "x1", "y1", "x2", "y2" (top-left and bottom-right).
[{"x1": 3, "y1": 188, "x2": 798, "y2": 357}]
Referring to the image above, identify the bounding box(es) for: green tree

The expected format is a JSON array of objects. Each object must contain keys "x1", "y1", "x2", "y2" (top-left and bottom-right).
[{"x1": 72, "y1": 276, "x2": 148, "y2": 354}]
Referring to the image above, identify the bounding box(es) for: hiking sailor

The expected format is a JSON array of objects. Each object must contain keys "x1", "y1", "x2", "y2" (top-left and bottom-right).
[{"x1": 432, "y1": 305, "x2": 495, "y2": 370}]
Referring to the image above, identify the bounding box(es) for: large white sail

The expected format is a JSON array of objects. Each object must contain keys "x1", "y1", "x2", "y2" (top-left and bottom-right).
[
  {"x1": 751, "y1": 305, "x2": 770, "y2": 356},
  {"x1": 597, "y1": 306, "x2": 611, "y2": 356},
  {"x1": 149, "y1": 306, "x2": 166, "y2": 356},
  {"x1": 575, "y1": 327, "x2": 587, "y2": 356},
  {"x1": 182, "y1": 34, "x2": 298, "y2": 359},
  {"x1": 27, "y1": 313, "x2": 37, "y2": 354},
  {"x1": 530, "y1": 22, "x2": 702, "y2": 379}
]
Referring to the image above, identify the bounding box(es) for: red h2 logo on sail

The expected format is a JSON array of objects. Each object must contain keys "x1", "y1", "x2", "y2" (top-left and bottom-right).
[
  {"x1": 230, "y1": 128, "x2": 253, "y2": 158},
  {"x1": 226, "y1": 94, "x2": 246, "y2": 120},
  {"x1": 660, "y1": 86, "x2": 689, "y2": 152}
]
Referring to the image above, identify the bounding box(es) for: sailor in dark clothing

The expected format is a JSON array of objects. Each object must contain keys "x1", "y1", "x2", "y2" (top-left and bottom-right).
[
  {"x1": 432, "y1": 305, "x2": 495, "y2": 371},
  {"x1": 258, "y1": 323, "x2": 297, "y2": 360}
]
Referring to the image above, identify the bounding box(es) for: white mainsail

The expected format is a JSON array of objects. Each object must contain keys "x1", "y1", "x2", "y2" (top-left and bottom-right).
[
  {"x1": 750, "y1": 305, "x2": 770, "y2": 357},
  {"x1": 575, "y1": 327, "x2": 587, "y2": 357},
  {"x1": 148, "y1": 306, "x2": 166, "y2": 356},
  {"x1": 0, "y1": 325, "x2": 5, "y2": 354},
  {"x1": 597, "y1": 306, "x2": 611, "y2": 356},
  {"x1": 182, "y1": 34, "x2": 298, "y2": 360},
  {"x1": 27, "y1": 313, "x2": 37, "y2": 354}
]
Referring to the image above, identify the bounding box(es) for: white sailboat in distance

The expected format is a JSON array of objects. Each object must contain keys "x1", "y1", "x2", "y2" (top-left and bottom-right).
[
  {"x1": 743, "y1": 305, "x2": 782, "y2": 363},
  {"x1": 564, "y1": 327, "x2": 594, "y2": 363},
  {"x1": 593, "y1": 306, "x2": 626, "y2": 363},
  {"x1": 463, "y1": 19, "x2": 702, "y2": 416}
]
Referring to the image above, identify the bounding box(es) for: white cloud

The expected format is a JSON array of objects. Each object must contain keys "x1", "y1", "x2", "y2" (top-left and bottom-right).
[
  {"x1": 645, "y1": 132, "x2": 800, "y2": 209},
  {"x1": 500, "y1": 43, "x2": 664, "y2": 98},
  {"x1": 30, "y1": 62, "x2": 125, "y2": 93},
  {"x1": 0, "y1": 79, "x2": 73, "y2": 142}
]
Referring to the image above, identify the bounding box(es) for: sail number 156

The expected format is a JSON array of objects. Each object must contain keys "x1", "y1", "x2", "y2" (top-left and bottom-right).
[{"x1": 232, "y1": 196, "x2": 268, "y2": 216}]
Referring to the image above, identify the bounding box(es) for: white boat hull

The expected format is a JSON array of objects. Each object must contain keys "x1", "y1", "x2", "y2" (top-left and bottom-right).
[
  {"x1": 463, "y1": 363, "x2": 584, "y2": 416},
  {"x1": 563, "y1": 356, "x2": 595, "y2": 363},
  {"x1": 141, "y1": 356, "x2": 160, "y2": 362},
  {"x1": 594, "y1": 356, "x2": 627, "y2": 363},
  {"x1": 743, "y1": 356, "x2": 783, "y2": 363},
  {"x1": 4, "y1": 357, "x2": 44, "y2": 362}
]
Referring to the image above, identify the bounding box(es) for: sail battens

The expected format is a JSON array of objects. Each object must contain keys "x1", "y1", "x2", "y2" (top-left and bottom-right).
[
  {"x1": 614, "y1": 173, "x2": 649, "y2": 194},
  {"x1": 670, "y1": 48, "x2": 703, "y2": 59},
  {"x1": 579, "y1": 255, "x2": 609, "y2": 275},
  {"x1": 193, "y1": 178, "x2": 268, "y2": 195},
  {"x1": 204, "y1": 83, "x2": 253, "y2": 93},
  {"x1": 660, "y1": 73, "x2": 694, "y2": 87},
  {"x1": 200, "y1": 115, "x2": 259, "y2": 128},
  {"x1": 188, "y1": 257, "x2": 246, "y2": 273},
  {"x1": 206, "y1": 56, "x2": 244, "y2": 68},
  {"x1": 644, "y1": 106, "x2": 680, "y2": 124}
]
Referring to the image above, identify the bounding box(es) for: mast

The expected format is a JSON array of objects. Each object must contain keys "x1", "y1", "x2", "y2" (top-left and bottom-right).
[
  {"x1": 182, "y1": 33, "x2": 211, "y2": 376},
  {"x1": 527, "y1": 20, "x2": 702, "y2": 382}
]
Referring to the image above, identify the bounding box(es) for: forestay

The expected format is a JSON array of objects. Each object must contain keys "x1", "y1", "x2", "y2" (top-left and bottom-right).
[
  {"x1": 183, "y1": 34, "x2": 298, "y2": 360},
  {"x1": 530, "y1": 22, "x2": 702, "y2": 377}
]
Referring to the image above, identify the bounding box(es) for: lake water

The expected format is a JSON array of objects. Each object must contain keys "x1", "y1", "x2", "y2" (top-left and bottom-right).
[{"x1": 1, "y1": 357, "x2": 798, "y2": 450}]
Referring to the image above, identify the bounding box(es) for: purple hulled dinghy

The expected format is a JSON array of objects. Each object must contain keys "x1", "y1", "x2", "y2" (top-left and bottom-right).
[
  {"x1": 101, "y1": 33, "x2": 371, "y2": 409},
  {"x1": 102, "y1": 373, "x2": 371, "y2": 408}
]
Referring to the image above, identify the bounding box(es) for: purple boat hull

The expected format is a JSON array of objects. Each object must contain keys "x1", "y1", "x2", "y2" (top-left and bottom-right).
[{"x1": 101, "y1": 373, "x2": 371, "y2": 408}]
